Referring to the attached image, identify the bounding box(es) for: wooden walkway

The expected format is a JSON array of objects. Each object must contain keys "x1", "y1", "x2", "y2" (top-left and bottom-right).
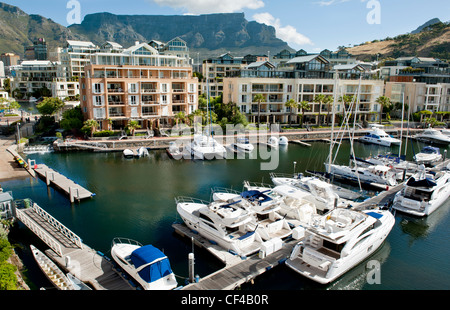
[
  {"x1": 173, "y1": 223, "x2": 295, "y2": 290},
  {"x1": 33, "y1": 164, "x2": 95, "y2": 202},
  {"x1": 15, "y1": 201, "x2": 134, "y2": 290}
]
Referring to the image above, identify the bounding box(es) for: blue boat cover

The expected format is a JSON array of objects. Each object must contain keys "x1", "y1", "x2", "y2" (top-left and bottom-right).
[
  {"x1": 406, "y1": 177, "x2": 437, "y2": 188},
  {"x1": 130, "y1": 245, "x2": 173, "y2": 283},
  {"x1": 421, "y1": 146, "x2": 440, "y2": 154},
  {"x1": 366, "y1": 212, "x2": 383, "y2": 219},
  {"x1": 241, "y1": 190, "x2": 273, "y2": 205}
]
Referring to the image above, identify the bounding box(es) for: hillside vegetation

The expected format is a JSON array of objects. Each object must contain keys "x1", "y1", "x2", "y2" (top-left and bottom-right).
[{"x1": 348, "y1": 22, "x2": 450, "y2": 61}]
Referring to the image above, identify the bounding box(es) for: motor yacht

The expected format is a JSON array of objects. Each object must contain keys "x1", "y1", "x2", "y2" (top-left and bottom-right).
[
  {"x1": 185, "y1": 134, "x2": 227, "y2": 160},
  {"x1": 211, "y1": 187, "x2": 293, "y2": 241},
  {"x1": 413, "y1": 128, "x2": 450, "y2": 145},
  {"x1": 175, "y1": 197, "x2": 263, "y2": 256},
  {"x1": 392, "y1": 168, "x2": 450, "y2": 217},
  {"x1": 358, "y1": 125, "x2": 401, "y2": 147},
  {"x1": 286, "y1": 208, "x2": 395, "y2": 284},
  {"x1": 324, "y1": 163, "x2": 398, "y2": 187},
  {"x1": 230, "y1": 137, "x2": 254, "y2": 153},
  {"x1": 413, "y1": 146, "x2": 442, "y2": 165},
  {"x1": 111, "y1": 238, "x2": 178, "y2": 290}
]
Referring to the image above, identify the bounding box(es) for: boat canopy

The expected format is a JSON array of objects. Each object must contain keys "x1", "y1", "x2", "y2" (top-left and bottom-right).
[
  {"x1": 131, "y1": 245, "x2": 173, "y2": 283},
  {"x1": 406, "y1": 177, "x2": 437, "y2": 188},
  {"x1": 420, "y1": 146, "x2": 440, "y2": 154},
  {"x1": 241, "y1": 190, "x2": 273, "y2": 205}
]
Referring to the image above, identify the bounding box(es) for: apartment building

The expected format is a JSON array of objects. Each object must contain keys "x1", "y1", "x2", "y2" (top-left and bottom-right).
[
  {"x1": 80, "y1": 42, "x2": 198, "y2": 131},
  {"x1": 223, "y1": 56, "x2": 384, "y2": 125},
  {"x1": 10, "y1": 60, "x2": 80, "y2": 100},
  {"x1": 385, "y1": 81, "x2": 450, "y2": 113},
  {"x1": 60, "y1": 40, "x2": 98, "y2": 79}
]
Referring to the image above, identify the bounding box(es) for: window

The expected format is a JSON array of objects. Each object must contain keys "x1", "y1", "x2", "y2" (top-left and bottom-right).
[
  {"x1": 93, "y1": 83, "x2": 103, "y2": 94},
  {"x1": 188, "y1": 83, "x2": 195, "y2": 93},
  {"x1": 161, "y1": 84, "x2": 168, "y2": 93},
  {"x1": 128, "y1": 83, "x2": 138, "y2": 93},
  {"x1": 161, "y1": 95, "x2": 168, "y2": 104},
  {"x1": 129, "y1": 95, "x2": 138, "y2": 105},
  {"x1": 93, "y1": 96, "x2": 104, "y2": 106},
  {"x1": 241, "y1": 95, "x2": 247, "y2": 103},
  {"x1": 93, "y1": 108, "x2": 105, "y2": 119}
]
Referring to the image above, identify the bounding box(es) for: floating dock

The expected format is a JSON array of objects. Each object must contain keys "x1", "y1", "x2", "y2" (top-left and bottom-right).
[
  {"x1": 33, "y1": 164, "x2": 95, "y2": 202},
  {"x1": 173, "y1": 223, "x2": 296, "y2": 290}
]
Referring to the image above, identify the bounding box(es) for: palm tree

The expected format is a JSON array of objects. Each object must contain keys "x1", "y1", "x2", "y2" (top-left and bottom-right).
[
  {"x1": 299, "y1": 100, "x2": 310, "y2": 127},
  {"x1": 313, "y1": 94, "x2": 325, "y2": 126},
  {"x1": 174, "y1": 111, "x2": 186, "y2": 126},
  {"x1": 284, "y1": 98, "x2": 298, "y2": 126},
  {"x1": 126, "y1": 120, "x2": 141, "y2": 136},
  {"x1": 82, "y1": 119, "x2": 99, "y2": 137},
  {"x1": 253, "y1": 94, "x2": 266, "y2": 128},
  {"x1": 324, "y1": 95, "x2": 334, "y2": 126},
  {"x1": 375, "y1": 96, "x2": 392, "y2": 124}
]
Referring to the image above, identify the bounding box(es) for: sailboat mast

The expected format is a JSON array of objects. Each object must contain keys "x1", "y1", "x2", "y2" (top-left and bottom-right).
[
  {"x1": 328, "y1": 70, "x2": 338, "y2": 173},
  {"x1": 399, "y1": 92, "x2": 405, "y2": 157}
]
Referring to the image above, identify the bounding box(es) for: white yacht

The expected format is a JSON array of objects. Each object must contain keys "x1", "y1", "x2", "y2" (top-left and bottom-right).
[
  {"x1": 353, "y1": 154, "x2": 421, "y2": 180},
  {"x1": 185, "y1": 134, "x2": 227, "y2": 160},
  {"x1": 286, "y1": 208, "x2": 395, "y2": 284},
  {"x1": 111, "y1": 238, "x2": 178, "y2": 290},
  {"x1": 212, "y1": 188, "x2": 293, "y2": 241},
  {"x1": 230, "y1": 137, "x2": 254, "y2": 153},
  {"x1": 413, "y1": 146, "x2": 442, "y2": 165},
  {"x1": 358, "y1": 125, "x2": 401, "y2": 147},
  {"x1": 392, "y1": 168, "x2": 450, "y2": 217},
  {"x1": 176, "y1": 197, "x2": 263, "y2": 256},
  {"x1": 413, "y1": 128, "x2": 450, "y2": 145},
  {"x1": 324, "y1": 163, "x2": 398, "y2": 187}
]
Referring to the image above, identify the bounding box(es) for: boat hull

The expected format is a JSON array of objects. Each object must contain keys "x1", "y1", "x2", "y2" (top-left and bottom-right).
[{"x1": 286, "y1": 211, "x2": 395, "y2": 284}]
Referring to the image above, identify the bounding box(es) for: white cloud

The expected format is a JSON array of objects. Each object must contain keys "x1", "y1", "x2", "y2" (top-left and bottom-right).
[
  {"x1": 315, "y1": 0, "x2": 350, "y2": 6},
  {"x1": 253, "y1": 13, "x2": 313, "y2": 47},
  {"x1": 152, "y1": 0, "x2": 265, "y2": 14}
]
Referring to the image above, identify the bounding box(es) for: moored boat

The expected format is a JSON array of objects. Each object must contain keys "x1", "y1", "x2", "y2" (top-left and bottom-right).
[
  {"x1": 413, "y1": 146, "x2": 442, "y2": 165},
  {"x1": 285, "y1": 208, "x2": 395, "y2": 284},
  {"x1": 111, "y1": 238, "x2": 178, "y2": 290},
  {"x1": 30, "y1": 245, "x2": 75, "y2": 290}
]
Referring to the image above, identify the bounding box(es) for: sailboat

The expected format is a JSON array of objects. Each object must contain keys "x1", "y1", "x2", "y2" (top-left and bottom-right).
[{"x1": 185, "y1": 80, "x2": 227, "y2": 160}]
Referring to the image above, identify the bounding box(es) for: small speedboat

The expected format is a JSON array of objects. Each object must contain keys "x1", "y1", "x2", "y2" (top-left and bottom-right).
[
  {"x1": 111, "y1": 238, "x2": 178, "y2": 290},
  {"x1": 267, "y1": 136, "x2": 279, "y2": 149},
  {"x1": 123, "y1": 149, "x2": 134, "y2": 158},
  {"x1": 136, "y1": 147, "x2": 149, "y2": 157},
  {"x1": 279, "y1": 136, "x2": 289, "y2": 145},
  {"x1": 31, "y1": 245, "x2": 74, "y2": 290},
  {"x1": 231, "y1": 137, "x2": 254, "y2": 153},
  {"x1": 414, "y1": 146, "x2": 442, "y2": 165}
]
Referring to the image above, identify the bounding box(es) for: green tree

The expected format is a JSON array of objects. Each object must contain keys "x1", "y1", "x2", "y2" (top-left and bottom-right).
[
  {"x1": 375, "y1": 96, "x2": 392, "y2": 124},
  {"x1": 313, "y1": 94, "x2": 326, "y2": 126},
  {"x1": 174, "y1": 111, "x2": 186, "y2": 125},
  {"x1": 81, "y1": 119, "x2": 99, "y2": 137},
  {"x1": 299, "y1": 100, "x2": 311, "y2": 127},
  {"x1": 36, "y1": 97, "x2": 65, "y2": 116},
  {"x1": 253, "y1": 94, "x2": 266, "y2": 128},
  {"x1": 60, "y1": 106, "x2": 84, "y2": 132},
  {"x1": 323, "y1": 95, "x2": 334, "y2": 126},
  {"x1": 284, "y1": 98, "x2": 298, "y2": 125},
  {"x1": 126, "y1": 120, "x2": 141, "y2": 136}
]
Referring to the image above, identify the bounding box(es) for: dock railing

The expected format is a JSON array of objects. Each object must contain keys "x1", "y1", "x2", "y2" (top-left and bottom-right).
[{"x1": 14, "y1": 199, "x2": 83, "y2": 256}]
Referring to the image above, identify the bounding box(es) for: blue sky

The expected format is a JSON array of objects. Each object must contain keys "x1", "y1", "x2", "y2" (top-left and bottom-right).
[{"x1": 3, "y1": 0, "x2": 450, "y2": 52}]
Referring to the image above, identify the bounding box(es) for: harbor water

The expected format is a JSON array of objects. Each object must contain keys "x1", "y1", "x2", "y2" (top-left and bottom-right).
[{"x1": 3, "y1": 138, "x2": 450, "y2": 290}]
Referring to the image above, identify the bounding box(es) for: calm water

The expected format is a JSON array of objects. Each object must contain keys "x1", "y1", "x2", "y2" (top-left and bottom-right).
[{"x1": 3, "y1": 138, "x2": 450, "y2": 290}]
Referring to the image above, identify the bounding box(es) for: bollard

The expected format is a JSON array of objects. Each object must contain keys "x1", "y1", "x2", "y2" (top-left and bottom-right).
[{"x1": 188, "y1": 253, "x2": 195, "y2": 283}]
